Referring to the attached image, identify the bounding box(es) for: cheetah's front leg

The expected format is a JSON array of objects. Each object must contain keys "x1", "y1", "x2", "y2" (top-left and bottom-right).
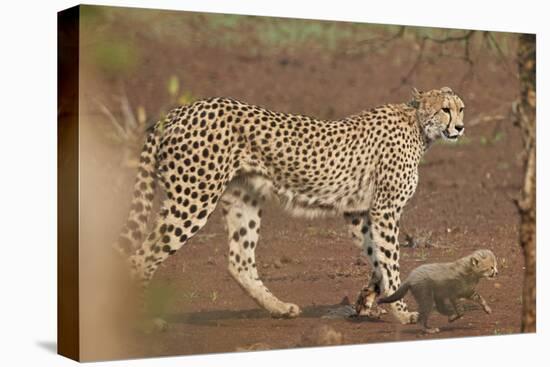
[
  {"x1": 345, "y1": 213, "x2": 385, "y2": 319},
  {"x1": 350, "y1": 208, "x2": 418, "y2": 324}
]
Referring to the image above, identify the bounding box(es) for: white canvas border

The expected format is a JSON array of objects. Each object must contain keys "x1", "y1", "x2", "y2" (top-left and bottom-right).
[{"x1": 0, "y1": 0, "x2": 545, "y2": 366}]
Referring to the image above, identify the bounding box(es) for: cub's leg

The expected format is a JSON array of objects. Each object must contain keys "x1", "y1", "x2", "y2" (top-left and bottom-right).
[
  {"x1": 448, "y1": 298, "x2": 465, "y2": 322},
  {"x1": 470, "y1": 291, "x2": 492, "y2": 314},
  {"x1": 435, "y1": 297, "x2": 463, "y2": 323},
  {"x1": 412, "y1": 286, "x2": 439, "y2": 334},
  {"x1": 435, "y1": 297, "x2": 454, "y2": 316},
  {"x1": 221, "y1": 182, "x2": 301, "y2": 318},
  {"x1": 349, "y1": 206, "x2": 418, "y2": 324}
]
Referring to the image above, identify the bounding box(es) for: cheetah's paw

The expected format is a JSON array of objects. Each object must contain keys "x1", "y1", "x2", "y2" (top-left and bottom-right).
[
  {"x1": 394, "y1": 310, "x2": 419, "y2": 324},
  {"x1": 271, "y1": 303, "x2": 301, "y2": 319},
  {"x1": 356, "y1": 307, "x2": 382, "y2": 319},
  {"x1": 408, "y1": 311, "x2": 420, "y2": 324}
]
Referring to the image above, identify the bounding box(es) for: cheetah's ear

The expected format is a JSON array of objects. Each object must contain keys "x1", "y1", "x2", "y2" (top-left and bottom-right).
[
  {"x1": 471, "y1": 256, "x2": 479, "y2": 267},
  {"x1": 410, "y1": 88, "x2": 422, "y2": 108},
  {"x1": 440, "y1": 86, "x2": 454, "y2": 94}
]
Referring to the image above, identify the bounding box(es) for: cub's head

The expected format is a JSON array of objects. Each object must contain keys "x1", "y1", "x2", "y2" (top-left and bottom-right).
[
  {"x1": 469, "y1": 249, "x2": 498, "y2": 279},
  {"x1": 410, "y1": 87, "x2": 465, "y2": 142}
]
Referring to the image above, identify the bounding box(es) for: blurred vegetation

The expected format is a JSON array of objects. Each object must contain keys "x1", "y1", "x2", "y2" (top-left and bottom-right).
[
  {"x1": 144, "y1": 283, "x2": 177, "y2": 317},
  {"x1": 80, "y1": 4, "x2": 518, "y2": 162},
  {"x1": 93, "y1": 39, "x2": 140, "y2": 76},
  {"x1": 81, "y1": 5, "x2": 516, "y2": 62},
  {"x1": 95, "y1": 73, "x2": 196, "y2": 167}
]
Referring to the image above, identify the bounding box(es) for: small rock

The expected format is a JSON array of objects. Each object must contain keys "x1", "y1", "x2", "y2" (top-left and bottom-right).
[
  {"x1": 235, "y1": 342, "x2": 272, "y2": 352},
  {"x1": 278, "y1": 57, "x2": 289, "y2": 66},
  {"x1": 153, "y1": 317, "x2": 168, "y2": 332},
  {"x1": 355, "y1": 257, "x2": 367, "y2": 266},
  {"x1": 322, "y1": 305, "x2": 357, "y2": 319},
  {"x1": 300, "y1": 325, "x2": 343, "y2": 347},
  {"x1": 494, "y1": 282, "x2": 502, "y2": 289},
  {"x1": 402, "y1": 233, "x2": 417, "y2": 248},
  {"x1": 280, "y1": 255, "x2": 293, "y2": 264},
  {"x1": 262, "y1": 263, "x2": 271, "y2": 269},
  {"x1": 206, "y1": 257, "x2": 216, "y2": 265},
  {"x1": 273, "y1": 260, "x2": 283, "y2": 269},
  {"x1": 141, "y1": 317, "x2": 168, "y2": 334}
]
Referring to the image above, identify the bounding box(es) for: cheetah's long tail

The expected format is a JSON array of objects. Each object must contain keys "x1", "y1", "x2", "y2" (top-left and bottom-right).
[
  {"x1": 114, "y1": 125, "x2": 160, "y2": 257},
  {"x1": 377, "y1": 281, "x2": 410, "y2": 304}
]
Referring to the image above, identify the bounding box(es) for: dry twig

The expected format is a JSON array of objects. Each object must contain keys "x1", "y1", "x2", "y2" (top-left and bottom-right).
[
  {"x1": 346, "y1": 26, "x2": 406, "y2": 55},
  {"x1": 392, "y1": 30, "x2": 476, "y2": 92}
]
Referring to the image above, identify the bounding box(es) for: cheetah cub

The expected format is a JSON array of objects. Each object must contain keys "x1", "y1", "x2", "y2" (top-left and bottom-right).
[{"x1": 378, "y1": 249, "x2": 498, "y2": 334}]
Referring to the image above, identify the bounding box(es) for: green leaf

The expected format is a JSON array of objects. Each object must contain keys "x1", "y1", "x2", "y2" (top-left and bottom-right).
[{"x1": 167, "y1": 75, "x2": 180, "y2": 97}]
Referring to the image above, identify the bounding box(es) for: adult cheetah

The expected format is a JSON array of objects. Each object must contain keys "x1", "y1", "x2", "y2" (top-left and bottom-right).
[{"x1": 116, "y1": 87, "x2": 465, "y2": 324}]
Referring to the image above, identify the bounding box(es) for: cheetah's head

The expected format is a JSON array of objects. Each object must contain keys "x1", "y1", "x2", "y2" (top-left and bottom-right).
[{"x1": 410, "y1": 87, "x2": 465, "y2": 143}]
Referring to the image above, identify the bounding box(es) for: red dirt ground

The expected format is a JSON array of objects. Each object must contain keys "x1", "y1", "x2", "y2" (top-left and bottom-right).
[{"x1": 77, "y1": 18, "x2": 524, "y2": 361}]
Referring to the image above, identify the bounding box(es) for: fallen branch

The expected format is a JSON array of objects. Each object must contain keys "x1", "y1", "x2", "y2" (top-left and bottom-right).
[{"x1": 468, "y1": 114, "x2": 506, "y2": 127}]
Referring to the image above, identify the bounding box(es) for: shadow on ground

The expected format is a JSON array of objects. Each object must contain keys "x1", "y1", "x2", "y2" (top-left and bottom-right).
[{"x1": 166, "y1": 303, "x2": 389, "y2": 326}]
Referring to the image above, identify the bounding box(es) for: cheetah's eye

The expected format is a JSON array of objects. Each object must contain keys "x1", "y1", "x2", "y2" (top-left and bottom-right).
[
  {"x1": 459, "y1": 107, "x2": 464, "y2": 113},
  {"x1": 442, "y1": 107, "x2": 451, "y2": 114}
]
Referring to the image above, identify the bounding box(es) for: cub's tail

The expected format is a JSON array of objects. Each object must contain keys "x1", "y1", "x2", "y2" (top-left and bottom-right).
[
  {"x1": 114, "y1": 126, "x2": 160, "y2": 257},
  {"x1": 378, "y1": 282, "x2": 411, "y2": 304}
]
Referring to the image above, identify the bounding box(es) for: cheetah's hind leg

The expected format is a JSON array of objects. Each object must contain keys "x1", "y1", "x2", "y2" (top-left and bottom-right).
[
  {"x1": 221, "y1": 181, "x2": 301, "y2": 318},
  {"x1": 129, "y1": 186, "x2": 222, "y2": 330}
]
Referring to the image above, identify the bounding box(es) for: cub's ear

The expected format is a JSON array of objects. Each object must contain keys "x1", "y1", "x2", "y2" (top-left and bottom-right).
[
  {"x1": 471, "y1": 257, "x2": 479, "y2": 267},
  {"x1": 440, "y1": 86, "x2": 454, "y2": 94}
]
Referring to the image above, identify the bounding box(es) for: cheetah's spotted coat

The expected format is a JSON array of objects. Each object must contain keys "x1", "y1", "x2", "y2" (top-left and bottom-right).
[{"x1": 116, "y1": 87, "x2": 465, "y2": 323}]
